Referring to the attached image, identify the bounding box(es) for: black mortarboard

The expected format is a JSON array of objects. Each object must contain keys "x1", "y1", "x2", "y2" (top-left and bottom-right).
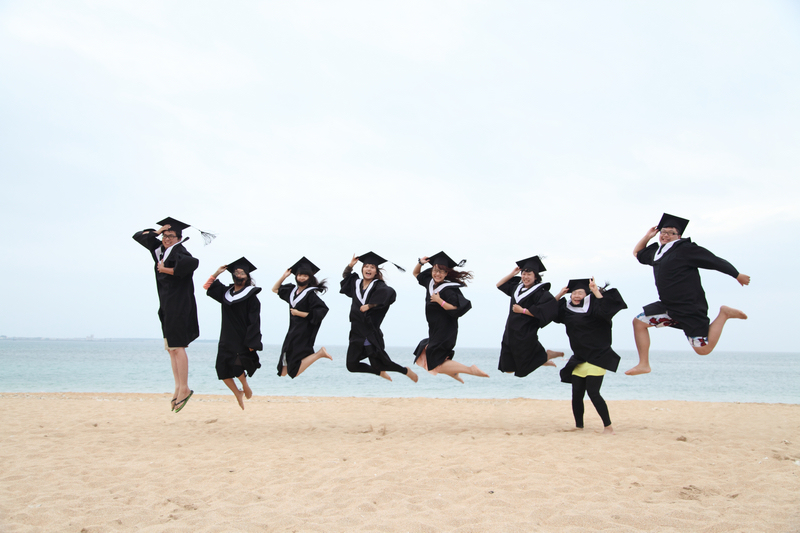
[
  {"x1": 289, "y1": 256, "x2": 320, "y2": 275},
  {"x1": 516, "y1": 255, "x2": 546, "y2": 273},
  {"x1": 657, "y1": 213, "x2": 689, "y2": 235},
  {"x1": 567, "y1": 278, "x2": 592, "y2": 293},
  {"x1": 226, "y1": 257, "x2": 257, "y2": 275},
  {"x1": 428, "y1": 251, "x2": 466, "y2": 269},
  {"x1": 157, "y1": 217, "x2": 191, "y2": 232},
  {"x1": 156, "y1": 216, "x2": 217, "y2": 245},
  {"x1": 358, "y1": 252, "x2": 387, "y2": 266},
  {"x1": 358, "y1": 252, "x2": 406, "y2": 272}
]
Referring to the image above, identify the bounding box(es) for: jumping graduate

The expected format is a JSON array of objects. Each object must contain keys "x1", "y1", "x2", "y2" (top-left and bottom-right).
[
  {"x1": 340, "y1": 252, "x2": 418, "y2": 382},
  {"x1": 495, "y1": 256, "x2": 562, "y2": 377},
  {"x1": 554, "y1": 278, "x2": 627, "y2": 435},
  {"x1": 132, "y1": 217, "x2": 199, "y2": 413},
  {"x1": 627, "y1": 213, "x2": 751, "y2": 375},
  {"x1": 412, "y1": 252, "x2": 489, "y2": 382},
  {"x1": 271, "y1": 257, "x2": 332, "y2": 378},
  {"x1": 204, "y1": 257, "x2": 263, "y2": 410}
]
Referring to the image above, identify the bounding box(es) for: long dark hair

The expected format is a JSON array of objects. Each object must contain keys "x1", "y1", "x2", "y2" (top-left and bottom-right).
[
  {"x1": 297, "y1": 270, "x2": 328, "y2": 294},
  {"x1": 433, "y1": 265, "x2": 473, "y2": 286}
]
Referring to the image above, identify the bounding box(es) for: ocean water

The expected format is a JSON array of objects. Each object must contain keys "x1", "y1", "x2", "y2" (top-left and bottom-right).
[{"x1": 0, "y1": 339, "x2": 797, "y2": 404}]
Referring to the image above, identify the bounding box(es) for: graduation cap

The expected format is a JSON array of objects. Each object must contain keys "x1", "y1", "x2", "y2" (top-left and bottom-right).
[
  {"x1": 358, "y1": 251, "x2": 406, "y2": 272},
  {"x1": 226, "y1": 257, "x2": 257, "y2": 275},
  {"x1": 567, "y1": 278, "x2": 592, "y2": 293},
  {"x1": 289, "y1": 256, "x2": 320, "y2": 275},
  {"x1": 657, "y1": 213, "x2": 689, "y2": 235},
  {"x1": 428, "y1": 251, "x2": 466, "y2": 269},
  {"x1": 157, "y1": 216, "x2": 217, "y2": 245},
  {"x1": 516, "y1": 255, "x2": 546, "y2": 273}
]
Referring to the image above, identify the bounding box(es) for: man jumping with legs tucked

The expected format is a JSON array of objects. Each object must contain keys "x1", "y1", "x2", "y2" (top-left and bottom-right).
[{"x1": 626, "y1": 213, "x2": 750, "y2": 376}]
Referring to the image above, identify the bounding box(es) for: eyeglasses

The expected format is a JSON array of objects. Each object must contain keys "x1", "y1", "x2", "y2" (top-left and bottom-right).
[
  {"x1": 659, "y1": 230, "x2": 678, "y2": 236},
  {"x1": 162, "y1": 234, "x2": 178, "y2": 240}
]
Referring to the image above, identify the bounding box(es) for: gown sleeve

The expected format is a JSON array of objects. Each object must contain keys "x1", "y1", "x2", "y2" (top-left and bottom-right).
[
  {"x1": 369, "y1": 282, "x2": 396, "y2": 310},
  {"x1": 307, "y1": 291, "x2": 329, "y2": 326},
  {"x1": 527, "y1": 289, "x2": 557, "y2": 327},
  {"x1": 132, "y1": 229, "x2": 159, "y2": 252},
  {"x1": 417, "y1": 268, "x2": 433, "y2": 287},
  {"x1": 245, "y1": 295, "x2": 263, "y2": 351},
  {"x1": 339, "y1": 273, "x2": 358, "y2": 297},
  {"x1": 206, "y1": 279, "x2": 227, "y2": 304},
  {"x1": 497, "y1": 277, "x2": 521, "y2": 297},
  {"x1": 277, "y1": 284, "x2": 294, "y2": 304},
  {"x1": 684, "y1": 243, "x2": 739, "y2": 278},
  {"x1": 441, "y1": 287, "x2": 472, "y2": 318},
  {"x1": 171, "y1": 247, "x2": 199, "y2": 278},
  {"x1": 553, "y1": 298, "x2": 567, "y2": 324},
  {"x1": 637, "y1": 243, "x2": 658, "y2": 266},
  {"x1": 592, "y1": 288, "x2": 628, "y2": 322}
]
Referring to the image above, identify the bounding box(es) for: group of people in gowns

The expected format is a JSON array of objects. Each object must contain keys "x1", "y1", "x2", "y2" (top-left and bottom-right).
[{"x1": 132, "y1": 212, "x2": 750, "y2": 431}]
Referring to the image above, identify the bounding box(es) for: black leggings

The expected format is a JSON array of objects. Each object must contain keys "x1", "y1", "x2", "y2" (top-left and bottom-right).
[
  {"x1": 572, "y1": 375, "x2": 611, "y2": 428},
  {"x1": 346, "y1": 344, "x2": 407, "y2": 376}
]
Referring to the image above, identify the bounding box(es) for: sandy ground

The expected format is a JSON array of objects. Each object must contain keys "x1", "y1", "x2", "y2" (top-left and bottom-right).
[{"x1": 1, "y1": 393, "x2": 798, "y2": 533}]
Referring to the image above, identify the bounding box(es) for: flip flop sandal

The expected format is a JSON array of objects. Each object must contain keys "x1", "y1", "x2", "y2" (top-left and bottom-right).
[
  {"x1": 171, "y1": 397, "x2": 177, "y2": 411},
  {"x1": 174, "y1": 390, "x2": 194, "y2": 413}
]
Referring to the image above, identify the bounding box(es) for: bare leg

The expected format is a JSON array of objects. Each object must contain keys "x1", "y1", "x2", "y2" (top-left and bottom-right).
[
  {"x1": 238, "y1": 373, "x2": 253, "y2": 399},
  {"x1": 280, "y1": 366, "x2": 288, "y2": 377},
  {"x1": 694, "y1": 305, "x2": 748, "y2": 356},
  {"x1": 379, "y1": 371, "x2": 392, "y2": 381},
  {"x1": 603, "y1": 425, "x2": 615, "y2": 435},
  {"x1": 626, "y1": 318, "x2": 653, "y2": 375},
  {"x1": 435, "y1": 360, "x2": 489, "y2": 382},
  {"x1": 405, "y1": 367, "x2": 419, "y2": 383},
  {"x1": 295, "y1": 347, "x2": 333, "y2": 377},
  {"x1": 168, "y1": 348, "x2": 191, "y2": 400},
  {"x1": 169, "y1": 354, "x2": 179, "y2": 409},
  {"x1": 223, "y1": 378, "x2": 245, "y2": 410}
]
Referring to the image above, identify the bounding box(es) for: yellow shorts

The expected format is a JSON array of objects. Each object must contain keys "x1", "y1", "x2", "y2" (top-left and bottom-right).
[{"x1": 572, "y1": 362, "x2": 606, "y2": 378}]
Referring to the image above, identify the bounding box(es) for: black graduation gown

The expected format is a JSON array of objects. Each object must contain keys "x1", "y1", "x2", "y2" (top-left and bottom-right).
[
  {"x1": 339, "y1": 273, "x2": 406, "y2": 375},
  {"x1": 413, "y1": 269, "x2": 472, "y2": 370},
  {"x1": 132, "y1": 229, "x2": 199, "y2": 347},
  {"x1": 555, "y1": 289, "x2": 628, "y2": 383},
  {"x1": 496, "y1": 278, "x2": 558, "y2": 377},
  {"x1": 277, "y1": 284, "x2": 329, "y2": 378},
  {"x1": 206, "y1": 279, "x2": 263, "y2": 380},
  {"x1": 638, "y1": 238, "x2": 739, "y2": 337}
]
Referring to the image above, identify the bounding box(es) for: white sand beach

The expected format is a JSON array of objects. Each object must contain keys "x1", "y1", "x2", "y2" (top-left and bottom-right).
[{"x1": 1, "y1": 393, "x2": 798, "y2": 532}]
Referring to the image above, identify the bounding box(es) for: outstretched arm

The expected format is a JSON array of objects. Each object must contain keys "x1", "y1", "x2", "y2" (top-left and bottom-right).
[
  {"x1": 412, "y1": 256, "x2": 429, "y2": 278},
  {"x1": 497, "y1": 266, "x2": 521, "y2": 288},
  {"x1": 736, "y1": 273, "x2": 751, "y2": 286},
  {"x1": 343, "y1": 254, "x2": 358, "y2": 278},
  {"x1": 272, "y1": 269, "x2": 292, "y2": 293},
  {"x1": 634, "y1": 226, "x2": 659, "y2": 258}
]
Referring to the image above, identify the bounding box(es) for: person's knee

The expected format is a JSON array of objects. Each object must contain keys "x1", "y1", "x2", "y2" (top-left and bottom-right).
[
  {"x1": 346, "y1": 359, "x2": 361, "y2": 372},
  {"x1": 693, "y1": 346, "x2": 712, "y2": 356}
]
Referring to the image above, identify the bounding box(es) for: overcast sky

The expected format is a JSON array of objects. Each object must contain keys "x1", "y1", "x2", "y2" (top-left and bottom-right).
[{"x1": 1, "y1": 1, "x2": 798, "y2": 354}]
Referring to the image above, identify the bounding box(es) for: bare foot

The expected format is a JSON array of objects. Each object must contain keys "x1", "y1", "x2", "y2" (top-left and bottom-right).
[
  {"x1": 625, "y1": 364, "x2": 651, "y2": 376},
  {"x1": 603, "y1": 425, "x2": 615, "y2": 435},
  {"x1": 379, "y1": 371, "x2": 392, "y2": 381},
  {"x1": 234, "y1": 389, "x2": 244, "y2": 410},
  {"x1": 241, "y1": 380, "x2": 253, "y2": 400},
  {"x1": 470, "y1": 365, "x2": 489, "y2": 377},
  {"x1": 721, "y1": 305, "x2": 748, "y2": 320},
  {"x1": 405, "y1": 368, "x2": 419, "y2": 383},
  {"x1": 448, "y1": 373, "x2": 465, "y2": 384},
  {"x1": 566, "y1": 427, "x2": 584, "y2": 432},
  {"x1": 170, "y1": 397, "x2": 177, "y2": 411},
  {"x1": 546, "y1": 350, "x2": 564, "y2": 360},
  {"x1": 320, "y1": 347, "x2": 333, "y2": 360},
  {"x1": 543, "y1": 360, "x2": 556, "y2": 367}
]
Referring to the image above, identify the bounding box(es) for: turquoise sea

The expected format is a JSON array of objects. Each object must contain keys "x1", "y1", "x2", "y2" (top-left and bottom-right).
[{"x1": 0, "y1": 339, "x2": 797, "y2": 403}]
